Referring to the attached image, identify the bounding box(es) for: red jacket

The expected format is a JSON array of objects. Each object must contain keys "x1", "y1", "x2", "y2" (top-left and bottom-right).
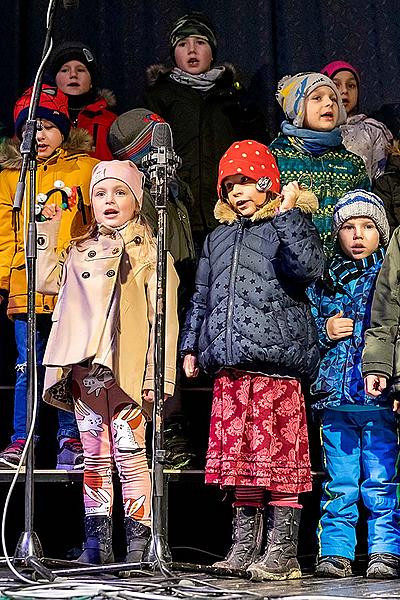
[{"x1": 75, "y1": 90, "x2": 117, "y2": 160}]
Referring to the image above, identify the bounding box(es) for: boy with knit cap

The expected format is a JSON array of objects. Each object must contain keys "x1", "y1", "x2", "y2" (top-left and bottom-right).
[
  {"x1": 143, "y1": 12, "x2": 266, "y2": 252},
  {"x1": 270, "y1": 71, "x2": 370, "y2": 257},
  {"x1": 181, "y1": 140, "x2": 324, "y2": 580},
  {"x1": 47, "y1": 41, "x2": 117, "y2": 160},
  {"x1": 309, "y1": 191, "x2": 400, "y2": 579},
  {"x1": 0, "y1": 84, "x2": 98, "y2": 470},
  {"x1": 321, "y1": 60, "x2": 392, "y2": 180}
]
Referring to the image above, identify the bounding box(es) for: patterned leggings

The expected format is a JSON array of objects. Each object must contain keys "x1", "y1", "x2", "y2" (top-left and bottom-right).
[{"x1": 71, "y1": 365, "x2": 151, "y2": 527}]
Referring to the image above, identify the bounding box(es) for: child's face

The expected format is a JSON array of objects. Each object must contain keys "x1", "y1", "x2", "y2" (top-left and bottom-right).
[
  {"x1": 332, "y1": 70, "x2": 358, "y2": 116},
  {"x1": 174, "y1": 36, "x2": 213, "y2": 75},
  {"x1": 338, "y1": 217, "x2": 379, "y2": 260},
  {"x1": 35, "y1": 119, "x2": 63, "y2": 159},
  {"x1": 92, "y1": 179, "x2": 137, "y2": 227},
  {"x1": 224, "y1": 174, "x2": 266, "y2": 217},
  {"x1": 55, "y1": 60, "x2": 91, "y2": 95},
  {"x1": 303, "y1": 85, "x2": 339, "y2": 131}
]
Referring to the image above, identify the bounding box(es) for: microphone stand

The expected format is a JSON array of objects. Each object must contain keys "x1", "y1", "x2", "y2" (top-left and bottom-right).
[
  {"x1": 12, "y1": 0, "x2": 59, "y2": 563},
  {"x1": 146, "y1": 130, "x2": 173, "y2": 571}
]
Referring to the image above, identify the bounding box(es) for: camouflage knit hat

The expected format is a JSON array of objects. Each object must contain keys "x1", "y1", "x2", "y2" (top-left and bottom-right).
[{"x1": 169, "y1": 13, "x2": 217, "y2": 61}]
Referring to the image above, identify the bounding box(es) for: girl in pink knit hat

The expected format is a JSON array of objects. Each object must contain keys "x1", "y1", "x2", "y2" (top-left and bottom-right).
[
  {"x1": 181, "y1": 140, "x2": 325, "y2": 581},
  {"x1": 321, "y1": 60, "x2": 392, "y2": 180},
  {"x1": 36, "y1": 159, "x2": 179, "y2": 565}
]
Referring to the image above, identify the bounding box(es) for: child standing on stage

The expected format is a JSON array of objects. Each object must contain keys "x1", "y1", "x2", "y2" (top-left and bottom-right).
[
  {"x1": 270, "y1": 72, "x2": 370, "y2": 256},
  {"x1": 0, "y1": 84, "x2": 97, "y2": 470},
  {"x1": 309, "y1": 191, "x2": 400, "y2": 579},
  {"x1": 181, "y1": 140, "x2": 324, "y2": 581},
  {"x1": 36, "y1": 160, "x2": 179, "y2": 564},
  {"x1": 321, "y1": 60, "x2": 392, "y2": 181}
]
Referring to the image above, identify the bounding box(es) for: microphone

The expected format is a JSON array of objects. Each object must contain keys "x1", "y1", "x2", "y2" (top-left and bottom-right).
[
  {"x1": 142, "y1": 122, "x2": 181, "y2": 184},
  {"x1": 63, "y1": 0, "x2": 79, "y2": 8}
]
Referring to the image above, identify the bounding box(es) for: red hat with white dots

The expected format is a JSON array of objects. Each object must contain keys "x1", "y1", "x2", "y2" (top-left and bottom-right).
[{"x1": 217, "y1": 140, "x2": 280, "y2": 200}]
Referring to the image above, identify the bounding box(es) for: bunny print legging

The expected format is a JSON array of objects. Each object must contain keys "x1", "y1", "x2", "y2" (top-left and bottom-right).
[{"x1": 71, "y1": 365, "x2": 151, "y2": 527}]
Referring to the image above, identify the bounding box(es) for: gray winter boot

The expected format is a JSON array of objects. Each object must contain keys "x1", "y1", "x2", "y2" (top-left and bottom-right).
[
  {"x1": 366, "y1": 553, "x2": 400, "y2": 579},
  {"x1": 125, "y1": 517, "x2": 151, "y2": 563},
  {"x1": 247, "y1": 505, "x2": 302, "y2": 581},
  {"x1": 76, "y1": 515, "x2": 114, "y2": 564},
  {"x1": 213, "y1": 506, "x2": 264, "y2": 570}
]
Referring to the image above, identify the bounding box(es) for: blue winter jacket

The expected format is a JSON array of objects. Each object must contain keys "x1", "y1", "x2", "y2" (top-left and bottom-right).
[
  {"x1": 180, "y1": 195, "x2": 325, "y2": 381},
  {"x1": 308, "y1": 248, "x2": 388, "y2": 410}
]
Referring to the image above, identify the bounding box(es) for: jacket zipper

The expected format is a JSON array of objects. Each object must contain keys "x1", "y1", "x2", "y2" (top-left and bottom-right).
[{"x1": 226, "y1": 221, "x2": 244, "y2": 363}]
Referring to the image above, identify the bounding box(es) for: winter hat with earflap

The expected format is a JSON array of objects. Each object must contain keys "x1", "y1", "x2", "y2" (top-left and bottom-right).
[
  {"x1": 217, "y1": 140, "x2": 280, "y2": 200},
  {"x1": 321, "y1": 60, "x2": 360, "y2": 86},
  {"x1": 169, "y1": 12, "x2": 217, "y2": 61},
  {"x1": 14, "y1": 84, "x2": 71, "y2": 140},
  {"x1": 332, "y1": 190, "x2": 390, "y2": 246},
  {"x1": 108, "y1": 108, "x2": 165, "y2": 164},
  {"x1": 276, "y1": 72, "x2": 347, "y2": 128},
  {"x1": 89, "y1": 160, "x2": 145, "y2": 209},
  {"x1": 47, "y1": 41, "x2": 98, "y2": 90}
]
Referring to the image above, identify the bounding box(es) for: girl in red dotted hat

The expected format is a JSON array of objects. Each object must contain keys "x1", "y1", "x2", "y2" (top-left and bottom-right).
[{"x1": 180, "y1": 140, "x2": 325, "y2": 581}]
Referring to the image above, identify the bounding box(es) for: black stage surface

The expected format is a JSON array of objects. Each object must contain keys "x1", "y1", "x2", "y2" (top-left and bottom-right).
[{"x1": 0, "y1": 563, "x2": 399, "y2": 600}]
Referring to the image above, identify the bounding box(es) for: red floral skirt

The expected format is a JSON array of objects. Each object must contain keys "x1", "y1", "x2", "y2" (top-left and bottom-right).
[{"x1": 205, "y1": 369, "x2": 312, "y2": 493}]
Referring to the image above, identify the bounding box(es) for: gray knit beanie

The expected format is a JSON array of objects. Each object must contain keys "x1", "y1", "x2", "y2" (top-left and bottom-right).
[
  {"x1": 276, "y1": 71, "x2": 347, "y2": 127},
  {"x1": 332, "y1": 190, "x2": 390, "y2": 246}
]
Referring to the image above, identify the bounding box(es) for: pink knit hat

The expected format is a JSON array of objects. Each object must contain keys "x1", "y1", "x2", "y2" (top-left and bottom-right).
[
  {"x1": 89, "y1": 160, "x2": 144, "y2": 208},
  {"x1": 321, "y1": 60, "x2": 360, "y2": 85}
]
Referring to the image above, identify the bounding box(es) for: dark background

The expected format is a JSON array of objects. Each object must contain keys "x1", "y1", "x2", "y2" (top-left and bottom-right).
[
  {"x1": 0, "y1": 0, "x2": 391, "y2": 562},
  {"x1": 1, "y1": 0, "x2": 400, "y2": 137}
]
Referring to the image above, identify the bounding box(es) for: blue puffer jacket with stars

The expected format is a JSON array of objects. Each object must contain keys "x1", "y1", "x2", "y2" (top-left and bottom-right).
[{"x1": 180, "y1": 192, "x2": 325, "y2": 381}]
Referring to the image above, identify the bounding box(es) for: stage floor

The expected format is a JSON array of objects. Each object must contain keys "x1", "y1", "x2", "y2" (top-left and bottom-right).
[{"x1": 0, "y1": 563, "x2": 399, "y2": 600}]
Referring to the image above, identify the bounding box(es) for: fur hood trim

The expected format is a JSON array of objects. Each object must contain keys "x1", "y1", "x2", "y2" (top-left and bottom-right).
[
  {"x1": 214, "y1": 189, "x2": 319, "y2": 224},
  {"x1": 0, "y1": 128, "x2": 93, "y2": 170},
  {"x1": 97, "y1": 88, "x2": 116, "y2": 108},
  {"x1": 146, "y1": 62, "x2": 238, "y2": 87}
]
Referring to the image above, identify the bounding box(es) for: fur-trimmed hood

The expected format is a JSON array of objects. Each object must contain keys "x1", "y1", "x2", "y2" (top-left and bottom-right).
[
  {"x1": 0, "y1": 128, "x2": 93, "y2": 170},
  {"x1": 214, "y1": 189, "x2": 319, "y2": 224},
  {"x1": 146, "y1": 62, "x2": 240, "y2": 88},
  {"x1": 95, "y1": 88, "x2": 116, "y2": 109}
]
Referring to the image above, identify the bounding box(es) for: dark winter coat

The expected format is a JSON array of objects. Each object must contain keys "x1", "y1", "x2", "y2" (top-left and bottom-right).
[
  {"x1": 180, "y1": 192, "x2": 324, "y2": 381},
  {"x1": 143, "y1": 64, "x2": 267, "y2": 233},
  {"x1": 373, "y1": 149, "x2": 400, "y2": 234},
  {"x1": 309, "y1": 249, "x2": 387, "y2": 410}
]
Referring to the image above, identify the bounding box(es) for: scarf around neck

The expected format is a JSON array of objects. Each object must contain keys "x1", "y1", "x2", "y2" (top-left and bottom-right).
[
  {"x1": 281, "y1": 120, "x2": 343, "y2": 155},
  {"x1": 169, "y1": 66, "x2": 225, "y2": 91},
  {"x1": 326, "y1": 247, "x2": 385, "y2": 291}
]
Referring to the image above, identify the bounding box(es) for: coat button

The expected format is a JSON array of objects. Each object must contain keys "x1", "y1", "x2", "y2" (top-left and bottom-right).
[
  {"x1": 112, "y1": 247, "x2": 119, "y2": 254},
  {"x1": 88, "y1": 250, "x2": 96, "y2": 258},
  {"x1": 134, "y1": 236, "x2": 142, "y2": 245},
  {"x1": 106, "y1": 270, "x2": 115, "y2": 277},
  {"x1": 82, "y1": 272, "x2": 90, "y2": 279}
]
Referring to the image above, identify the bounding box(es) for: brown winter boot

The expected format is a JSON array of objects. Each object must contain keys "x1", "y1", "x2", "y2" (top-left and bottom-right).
[
  {"x1": 247, "y1": 505, "x2": 302, "y2": 581},
  {"x1": 75, "y1": 515, "x2": 114, "y2": 564},
  {"x1": 125, "y1": 517, "x2": 151, "y2": 563},
  {"x1": 213, "y1": 506, "x2": 264, "y2": 570}
]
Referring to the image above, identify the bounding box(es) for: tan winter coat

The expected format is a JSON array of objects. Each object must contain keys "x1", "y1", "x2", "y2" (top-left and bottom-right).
[{"x1": 36, "y1": 219, "x2": 179, "y2": 418}]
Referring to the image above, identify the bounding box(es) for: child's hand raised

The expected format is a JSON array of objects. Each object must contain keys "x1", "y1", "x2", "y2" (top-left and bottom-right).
[
  {"x1": 183, "y1": 354, "x2": 199, "y2": 378},
  {"x1": 280, "y1": 181, "x2": 300, "y2": 213},
  {"x1": 41, "y1": 203, "x2": 62, "y2": 221},
  {"x1": 326, "y1": 311, "x2": 354, "y2": 340},
  {"x1": 364, "y1": 374, "x2": 387, "y2": 397}
]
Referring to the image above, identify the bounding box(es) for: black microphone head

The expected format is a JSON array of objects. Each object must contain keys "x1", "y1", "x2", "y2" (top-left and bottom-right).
[
  {"x1": 63, "y1": 0, "x2": 79, "y2": 8},
  {"x1": 151, "y1": 122, "x2": 173, "y2": 149}
]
